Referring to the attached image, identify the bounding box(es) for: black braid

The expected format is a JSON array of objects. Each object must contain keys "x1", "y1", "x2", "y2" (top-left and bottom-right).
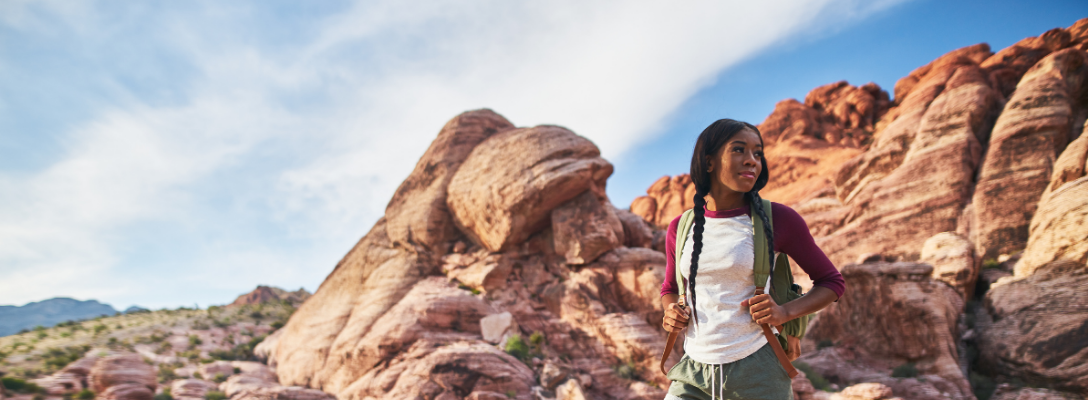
[
  {"x1": 747, "y1": 191, "x2": 775, "y2": 291},
  {"x1": 689, "y1": 192, "x2": 708, "y2": 324}
]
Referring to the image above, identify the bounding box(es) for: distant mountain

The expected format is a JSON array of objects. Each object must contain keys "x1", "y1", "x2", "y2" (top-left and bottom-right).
[
  {"x1": 123, "y1": 305, "x2": 150, "y2": 314},
  {"x1": 0, "y1": 297, "x2": 117, "y2": 336}
]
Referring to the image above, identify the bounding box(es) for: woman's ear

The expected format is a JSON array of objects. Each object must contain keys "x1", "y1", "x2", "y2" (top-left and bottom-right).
[{"x1": 707, "y1": 160, "x2": 714, "y2": 173}]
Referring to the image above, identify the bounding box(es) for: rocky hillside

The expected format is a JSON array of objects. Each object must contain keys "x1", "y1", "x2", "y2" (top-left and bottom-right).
[
  {"x1": 633, "y1": 18, "x2": 1088, "y2": 400},
  {"x1": 0, "y1": 287, "x2": 321, "y2": 400}
]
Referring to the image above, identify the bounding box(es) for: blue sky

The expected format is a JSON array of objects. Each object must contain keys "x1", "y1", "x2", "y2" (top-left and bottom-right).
[{"x1": 1, "y1": 0, "x2": 1084, "y2": 311}]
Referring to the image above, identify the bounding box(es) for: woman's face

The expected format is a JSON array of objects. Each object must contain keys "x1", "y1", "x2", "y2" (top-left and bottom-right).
[{"x1": 708, "y1": 128, "x2": 763, "y2": 194}]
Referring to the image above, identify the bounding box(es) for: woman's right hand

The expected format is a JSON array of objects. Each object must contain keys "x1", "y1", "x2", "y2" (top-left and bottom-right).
[{"x1": 662, "y1": 302, "x2": 690, "y2": 333}]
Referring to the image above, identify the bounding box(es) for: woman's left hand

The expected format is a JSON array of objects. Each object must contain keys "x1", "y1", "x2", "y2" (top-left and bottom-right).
[{"x1": 741, "y1": 293, "x2": 790, "y2": 326}]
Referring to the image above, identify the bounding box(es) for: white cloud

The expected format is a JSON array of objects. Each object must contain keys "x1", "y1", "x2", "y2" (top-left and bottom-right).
[{"x1": 0, "y1": 0, "x2": 907, "y2": 309}]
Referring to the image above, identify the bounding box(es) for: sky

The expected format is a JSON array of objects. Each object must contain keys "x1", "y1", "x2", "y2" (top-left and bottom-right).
[{"x1": 1, "y1": 0, "x2": 1085, "y2": 311}]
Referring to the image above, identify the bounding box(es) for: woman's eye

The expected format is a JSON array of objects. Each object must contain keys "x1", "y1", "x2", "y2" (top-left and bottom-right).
[
  {"x1": 733, "y1": 147, "x2": 744, "y2": 153},
  {"x1": 755, "y1": 151, "x2": 764, "y2": 158}
]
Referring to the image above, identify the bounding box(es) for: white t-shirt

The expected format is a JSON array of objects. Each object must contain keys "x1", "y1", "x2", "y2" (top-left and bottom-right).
[{"x1": 678, "y1": 213, "x2": 768, "y2": 365}]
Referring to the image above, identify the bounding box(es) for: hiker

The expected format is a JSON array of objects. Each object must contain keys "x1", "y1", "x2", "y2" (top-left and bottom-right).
[{"x1": 659, "y1": 119, "x2": 846, "y2": 400}]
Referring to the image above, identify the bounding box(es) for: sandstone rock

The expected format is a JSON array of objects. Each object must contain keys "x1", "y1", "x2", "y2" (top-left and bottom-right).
[
  {"x1": 232, "y1": 386, "x2": 335, "y2": 400},
  {"x1": 806, "y1": 262, "x2": 971, "y2": 399},
  {"x1": 832, "y1": 382, "x2": 894, "y2": 400},
  {"x1": 385, "y1": 109, "x2": 515, "y2": 253},
  {"x1": 1043, "y1": 119, "x2": 1088, "y2": 200},
  {"x1": 630, "y1": 174, "x2": 694, "y2": 228},
  {"x1": 540, "y1": 361, "x2": 568, "y2": 391},
  {"x1": 446, "y1": 252, "x2": 512, "y2": 292},
  {"x1": 973, "y1": 48, "x2": 1088, "y2": 260},
  {"x1": 252, "y1": 328, "x2": 282, "y2": 365},
  {"x1": 614, "y1": 208, "x2": 654, "y2": 249},
  {"x1": 820, "y1": 55, "x2": 1000, "y2": 267},
  {"x1": 919, "y1": 232, "x2": 977, "y2": 300},
  {"x1": 97, "y1": 383, "x2": 153, "y2": 400},
  {"x1": 989, "y1": 383, "x2": 1085, "y2": 400},
  {"x1": 448, "y1": 125, "x2": 613, "y2": 252},
  {"x1": 170, "y1": 379, "x2": 217, "y2": 399},
  {"x1": 552, "y1": 191, "x2": 624, "y2": 265},
  {"x1": 196, "y1": 361, "x2": 234, "y2": 381},
  {"x1": 88, "y1": 354, "x2": 157, "y2": 396},
  {"x1": 33, "y1": 371, "x2": 85, "y2": 395},
  {"x1": 221, "y1": 375, "x2": 279, "y2": 398},
  {"x1": 758, "y1": 81, "x2": 889, "y2": 205},
  {"x1": 978, "y1": 259, "x2": 1088, "y2": 393},
  {"x1": 1014, "y1": 175, "x2": 1088, "y2": 278},
  {"x1": 556, "y1": 379, "x2": 587, "y2": 400},
  {"x1": 342, "y1": 341, "x2": 534, "y2": 400},
  {"x1": 479, "y1": 312, "x2": 517, "y2": 344}
]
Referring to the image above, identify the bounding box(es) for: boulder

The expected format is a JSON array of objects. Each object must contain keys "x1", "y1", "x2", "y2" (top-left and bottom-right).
[
  {"x1": 232, "y1": 386, "x2": 336, "y2": 400},
  {"x1": 540, "y1": 361, "x2": 569, "y2": 391},
  {"x1": 551, "y1": 191, "x2": 624, "y2": 265},
  {"x1": 919, "y1": 232, "x2": 977, "y2": 300},
  {"x1": 989, "y1": 384, "x2": 1085, "y2": 400},
  {"x1": 614, "y1": 208, "x2": 654, "y2": 249},
  {"x1": 805, "y1": 262, "x2": 971, "y2": 399},
  {"x1": 88, "y1": 354, "x2": 157, "y2": 396},
  {"x1": 831, "y1": 383, "x2": 894, "y2": 400},
  {"x1": 252, "y1": 329, "x2": 282, "y2": 365},
  {"x1": 973, "y1": 48, "x2": 1088, "y2": 260},
  {"x1": 445, "y1": 252, "x2": 513, "y2": 292},
  {"x1": 384, "y1": 109, "x2": 515, "y2": 253},
  {"x1": 33, "y1": 371, "x2": 85, "y2": 396},
  {"x1": 556, "y1": 379, "x2": 587, "y2": 400},
  {"x1": 97, "y1": 383, "x2": 153, "y2": 400},
  {"x1": 447, "y1": 125, "x2": 613, "y2": 252},
  {"x1": 978, "y1": 259, "x2": 1088, "y2": 393},
  {"x1": 170, "y1": 379, "x2": 217, "y2": 400},
  {"x1": 479, "y1": 312, "x2": 517, "y2": 344},
  {"x1": 630, "y1": 174, "x2": 694, "y2": 228},
  {"x1": 340, "y1": 341, "x2": 534, "y2": 400},
  {"x1": 220, "y1": 375, "x2": 279, "y2": 398}
]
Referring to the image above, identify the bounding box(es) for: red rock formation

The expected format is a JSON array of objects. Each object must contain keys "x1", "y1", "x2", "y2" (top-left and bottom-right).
[
  {"x1": 88, "y1": 354, "x2": 157, "y2": 400},
  {"x1": 230, "y1": 286, "x2": 311, "y2": 307}
]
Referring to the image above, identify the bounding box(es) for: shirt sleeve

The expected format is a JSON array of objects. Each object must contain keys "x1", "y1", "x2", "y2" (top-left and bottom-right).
[
  {"x1": 660, "y1": 214, "x2": 683, "y2": 297},
  {"x1": 770, "y1": 202, "x2": 846, "y2": 299}
]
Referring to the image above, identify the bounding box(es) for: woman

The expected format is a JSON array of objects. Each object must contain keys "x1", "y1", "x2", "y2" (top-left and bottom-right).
[{"x1": 660, "y1": 119, "x2": 845, "y2": 399}]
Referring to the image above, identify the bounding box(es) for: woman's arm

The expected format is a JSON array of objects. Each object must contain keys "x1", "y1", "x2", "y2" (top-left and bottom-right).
[{"x1": 742, "y1": 286, "x2": 837, "y2": 326}]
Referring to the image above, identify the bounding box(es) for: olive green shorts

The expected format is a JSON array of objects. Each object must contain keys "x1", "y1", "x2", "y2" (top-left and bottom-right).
[{"x1": 664, "y1": 344, "x2": 793, "y2": 400}]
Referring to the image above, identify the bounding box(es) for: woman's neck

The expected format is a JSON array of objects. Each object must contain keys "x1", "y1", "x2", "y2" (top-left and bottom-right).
[{"x1": 704, "y1": 187, "x2": 746, "y2": 211}]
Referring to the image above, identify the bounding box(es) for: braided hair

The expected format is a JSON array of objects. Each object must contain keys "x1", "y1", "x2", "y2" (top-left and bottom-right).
[{"x1": 687, "y1": 119, "x2": 773, "y2": 322}]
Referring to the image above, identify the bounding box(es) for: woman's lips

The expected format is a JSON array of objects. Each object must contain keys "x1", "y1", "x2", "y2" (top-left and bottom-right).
[{"x1": 739, "y1": 172, "x2": 756, "y2": 179}]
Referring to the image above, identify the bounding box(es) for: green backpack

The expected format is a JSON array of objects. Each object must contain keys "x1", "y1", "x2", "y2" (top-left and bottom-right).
[{"x1": 673, "y1": 198, "x2": 810, "y2": 349}]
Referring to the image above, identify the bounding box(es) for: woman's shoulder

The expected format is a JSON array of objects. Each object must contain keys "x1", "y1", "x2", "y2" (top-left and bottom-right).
[{"x1": 768, "y1": 201, "x2": 809, "y2": 230}]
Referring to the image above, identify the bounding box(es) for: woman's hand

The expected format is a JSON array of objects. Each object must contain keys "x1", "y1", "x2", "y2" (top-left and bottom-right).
[
  {"x1": 741, "y1": 293, "x2": 790, "y2": 327},
  {"x1": 662, "y1": 302, "x2": 690, "y2": 333}
]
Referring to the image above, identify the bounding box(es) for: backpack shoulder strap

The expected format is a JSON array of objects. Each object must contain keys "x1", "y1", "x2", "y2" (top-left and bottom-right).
[
  {"x1": 751, "y1": 200, "x2": 771, "y2": 289},
  {"x1": 674, "y1": 209, "x2": 696, "y2": 297}
]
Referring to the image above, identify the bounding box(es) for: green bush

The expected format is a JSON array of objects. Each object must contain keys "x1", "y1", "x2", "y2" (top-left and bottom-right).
[
  {"x1": 817, "y1": 340, "x2": 834, "y2": 350},
  {"x1": 892, "y1": 362, "x2": 919, "y2": 378},
  {"x1": 982, "y1": 259, "x2": 1001, "y2": 270},
  {"x1": 205, "y1": 390, "x2": 227, "y2": 400},
  {"x1": 76, "y1": 389, "x2": 96, "y2": 400},
  {"x1": 189, "y1": 335, "x2": 203, "y2": 346},
  {"x1": 193, "y1": 372, "x2": 204, "y2": 380},
  {"x1": 93, "y1": 325, "x2": 108, "y2": 335},
  {"x1": 614, "y1": 359, "x2": 638, "y2": 380},
  {"x1": 529, "y1": 331, "x2": 545, "y2": 346},
  {"x1": 154, "y1": 387, "x2": 174, "y2": 400},
  {"x1": 793, "y1": 361, "x2": 830, "y2": 391},
  {"x1": 1, "y1": 377, "x2": 43, "y2": 393},
  {"x1": 503, "y1": 334, "x2": 530, "y2": 361},
  {"x1": 213, "y1": 373, "x2": 227, "y2": 383}
]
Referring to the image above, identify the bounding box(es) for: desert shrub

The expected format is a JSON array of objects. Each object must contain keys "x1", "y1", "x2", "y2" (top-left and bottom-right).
[
  {"x1": 793, "y1": 361, "x2": 830, "y2": 390},
  {"x1": 270, "y1": 321, "x2": 285, "y2": 330},
  {"x1": 157, "y1": 365, "x2": 179, "y2": 383},
  {"x1": 189, "y1": 335, "x2": 202, "y2": 346},
  {"x1": 42, "y1": 346, "x2": 89, "y2": 371},
  {"x1": 614, "y1": 358, "x2": 639, "y2": 380},
  {"x1": 191, "y1": 320, "x2": 210, "y2": 330},
  {"x1": 213, "y1": 373, "x2": 227, "y2": 383},
  {"x1": 204, "y1": 390, "x2": 227, "y2": 400},
  {"x1": 1, "y1": 377, "x2": 43, "y2": 393},
  {"x1": 817, "y1": 340, "x2": 834, "y2": 349},
  {"x1": 892, "y1": 362, "x2": 919, "y2": 378},
  {"x1": 233, "y1": 367, "x2": 241, "y2": 374},
  {"x1": 529, "y1": 331, "x2": 545, "y2": 346},
  {"x1": 76, "y1": 389, "x2": 96, "y2": 400},
  {"x1": 503, "y1": 334, "x2": 530, "y2": 361},
  {"x1": 982, "y1": 259, "x2": 1001, "y2": 269},
  {"x1": 193, "y1": 372, "x2": 204, "y2": 380},
  {"x1": 154, "y1": 387, "x2": 173, "y2": 400},
  {"x1": 93, "y1": 325, "x2": 108, "y2": 335}
]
